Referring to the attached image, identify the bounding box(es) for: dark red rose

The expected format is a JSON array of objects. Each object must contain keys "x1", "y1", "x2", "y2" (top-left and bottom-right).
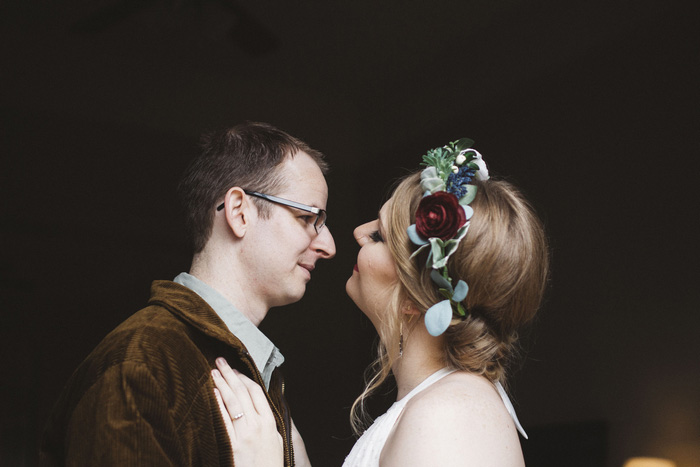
[{"x1": 415, "y1": 192, "x2": 466, "y2": 240}]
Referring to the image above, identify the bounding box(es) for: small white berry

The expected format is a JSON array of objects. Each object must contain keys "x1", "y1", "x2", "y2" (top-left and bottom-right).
[
  {"x1": 452, "y1": 165, "x2": 459, "y2": 173},
  {"x1": 455, "y1": 154, "x2": 466, "y2": 165}
]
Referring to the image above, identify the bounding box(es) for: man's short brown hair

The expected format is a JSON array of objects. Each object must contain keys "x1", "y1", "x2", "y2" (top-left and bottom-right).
[{"x1": 178, "y1": 122, "x2": 327, "y2": 253}]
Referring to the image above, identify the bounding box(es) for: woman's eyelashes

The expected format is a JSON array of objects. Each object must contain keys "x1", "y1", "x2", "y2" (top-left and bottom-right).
[{"x1": 369, "y1": 230, "x2": 384, "y2": 242}]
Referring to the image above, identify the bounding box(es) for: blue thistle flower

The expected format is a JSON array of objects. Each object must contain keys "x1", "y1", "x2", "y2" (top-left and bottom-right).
[{"x1": 446, "y1": 167, "x2": 476, "y2": 198}]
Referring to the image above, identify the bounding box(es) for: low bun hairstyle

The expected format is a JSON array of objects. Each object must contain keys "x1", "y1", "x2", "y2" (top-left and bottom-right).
[{"x1": 351, "y1": 170, "x2": 549, "y2": 433}]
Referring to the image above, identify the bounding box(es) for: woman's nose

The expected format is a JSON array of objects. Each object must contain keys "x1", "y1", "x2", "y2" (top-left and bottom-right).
[{"x1": 353, "y1": 221, "x2": 373, "y2": 246}]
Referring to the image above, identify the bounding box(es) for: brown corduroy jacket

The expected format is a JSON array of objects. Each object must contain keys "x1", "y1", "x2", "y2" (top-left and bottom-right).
[{"x1": 40, "y1": 280, "x2": 295, "y2": 466}]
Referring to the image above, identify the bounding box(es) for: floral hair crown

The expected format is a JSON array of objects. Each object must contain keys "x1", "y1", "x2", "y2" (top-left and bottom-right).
[{"x1": 406, "y1": 138, "x2": 489, "y2": 336}]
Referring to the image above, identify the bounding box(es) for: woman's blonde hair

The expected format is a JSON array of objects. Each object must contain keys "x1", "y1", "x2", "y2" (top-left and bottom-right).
[{"x1": 350, "y1": 171, "x2": 550, "y2": 434}]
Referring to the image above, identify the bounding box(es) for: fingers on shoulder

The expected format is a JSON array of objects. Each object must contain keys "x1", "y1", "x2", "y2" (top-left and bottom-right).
[{"x1": 238, "y1": 373, "x2": 266, "y2": 398}]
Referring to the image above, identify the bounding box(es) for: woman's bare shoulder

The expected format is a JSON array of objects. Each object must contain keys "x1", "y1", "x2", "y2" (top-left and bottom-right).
[{"x1": 380, "y1": 372, "x2": 525, "y2": 467}]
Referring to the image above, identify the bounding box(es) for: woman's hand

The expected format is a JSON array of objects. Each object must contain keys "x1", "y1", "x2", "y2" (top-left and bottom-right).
[{"x1": 212, "y1": 357, "x2": 284, "y2": 467}]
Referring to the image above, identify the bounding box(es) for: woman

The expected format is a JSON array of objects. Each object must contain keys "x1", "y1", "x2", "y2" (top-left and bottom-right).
[{"x1": 212, "y1": 138, "x2": 549, "y2": 466}]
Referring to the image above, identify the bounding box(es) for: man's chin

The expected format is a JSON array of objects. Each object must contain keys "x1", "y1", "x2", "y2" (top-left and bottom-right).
[{"x1": 271, "y1": 287, "x2": 307, "y2": 308}]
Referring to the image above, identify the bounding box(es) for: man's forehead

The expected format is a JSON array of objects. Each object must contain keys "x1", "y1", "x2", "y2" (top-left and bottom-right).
[{"x1": 275, "y1": 151, "x2": 328, "y2": 205}]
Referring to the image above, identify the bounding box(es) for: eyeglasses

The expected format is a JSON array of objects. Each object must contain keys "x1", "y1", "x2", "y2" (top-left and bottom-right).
[{"x1": 217, "y1": 190, "x2": 327, "y2": 233}]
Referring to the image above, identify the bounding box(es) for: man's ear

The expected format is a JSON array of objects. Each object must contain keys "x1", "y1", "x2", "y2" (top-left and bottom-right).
[
  {"x1": 400, "y1": 299, "x2": 421, "y2": 316},
  {"x1": 221, "y1": 187, "x2": 255, "y2": 238}
]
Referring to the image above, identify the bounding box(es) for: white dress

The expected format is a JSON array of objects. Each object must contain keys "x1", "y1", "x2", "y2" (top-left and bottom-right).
[{"x1": 342, "y1": 368, "x2": 528, "y2": 467}]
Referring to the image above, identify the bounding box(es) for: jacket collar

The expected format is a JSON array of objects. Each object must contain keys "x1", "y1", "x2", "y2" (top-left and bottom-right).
[{"x1": 148, "y1": 280, "x2": 248, "y2": 352}]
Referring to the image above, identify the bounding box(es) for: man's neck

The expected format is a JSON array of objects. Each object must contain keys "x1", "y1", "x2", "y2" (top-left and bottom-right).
[{"x1": 189, "y1": 255, "x2": 269, "y2": 327}]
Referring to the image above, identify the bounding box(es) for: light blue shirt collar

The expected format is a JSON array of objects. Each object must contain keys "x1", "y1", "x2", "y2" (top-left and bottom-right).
[{"x1": 173, "y1": 272, "x2": 284, "y2": 389}]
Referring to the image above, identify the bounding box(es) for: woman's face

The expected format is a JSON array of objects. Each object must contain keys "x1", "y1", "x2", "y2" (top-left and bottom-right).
[{"x1": 346, "y1": 199, "x2": 399, "y2": 328}]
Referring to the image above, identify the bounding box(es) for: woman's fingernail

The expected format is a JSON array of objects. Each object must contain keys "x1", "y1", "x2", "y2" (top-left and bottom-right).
[
  {"x1": 212, "y1": 369, "x2": 221, "y2": 378},
  {"x1": 216, "y1": 357, "x2": 227, "y2": 367}
]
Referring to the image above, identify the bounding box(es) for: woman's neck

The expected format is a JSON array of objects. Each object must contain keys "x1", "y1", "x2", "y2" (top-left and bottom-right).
[{"x1": 392, "y1": 323, "x2": 445, "y2": 400}]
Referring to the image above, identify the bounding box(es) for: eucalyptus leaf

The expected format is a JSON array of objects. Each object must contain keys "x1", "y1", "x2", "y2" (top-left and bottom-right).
[
  {"x1": 459, "y1": 185, "x2": 478, "y2": 205},
  {"x1": 407, "y1": 224, "x2": 428, "y2": 246},
  {"x1": 443, "y1": 241, "x2": 459, "y2": 258},
  {"x1": 455, "y1": 225, "x2": 469, "y2": 239},
  {"x1": 424, "y1": 300, "x2": 453, "y2": 336},
  {"x1": 409, "y1": 243, "x2": 429, "y2": 259},
  {"x1": 454, "y1": 138, "x2": 475, "y2": 151},
  {"x1": 430, "y1": 269, "x2": 454, "y2": 292},
  {"x1": 432, "y1": 256, "x2": 448, "y2": 269},
  {"x1": 463, "y1": 205, "x2": 474, "y2": 220},
  {"x1": 457, "y1": 302, "x2": 466, "y2": 316},
  {"x1": 452, "y1": 280, "x2": 469, "y2": 302}
]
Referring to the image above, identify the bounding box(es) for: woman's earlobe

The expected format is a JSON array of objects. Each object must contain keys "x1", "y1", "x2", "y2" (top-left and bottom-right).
[{"x1": 401, "y1": 300, "x2": 421, "y2": 316}]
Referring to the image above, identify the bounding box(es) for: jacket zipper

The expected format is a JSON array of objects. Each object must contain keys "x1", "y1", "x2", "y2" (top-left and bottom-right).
[{"x1": 240, "y1": 351, "x2": 294, "y2": 467}]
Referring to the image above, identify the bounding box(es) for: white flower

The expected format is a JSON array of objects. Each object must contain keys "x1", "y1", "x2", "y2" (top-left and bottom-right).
[
  {"x1": 451, "y1": 165, "x2": 459, "y2": 173},
  {"x1": 421, "y1": 166, "x2": 438, "y2": 180},
  {"x1": 469, "y1": 149, "x2": 490, "y2": 181},
  {"x1": 420, "y1": 167, "x2": 446, "y2": 193},
  {"x1": 473, "y1": 157, "x2": 489, "y2": 181},
  {"x1": 455, "y1": 154, "x2": 466, "y2": 165}
]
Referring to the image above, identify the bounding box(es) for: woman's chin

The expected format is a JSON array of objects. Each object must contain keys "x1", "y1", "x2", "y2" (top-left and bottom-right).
[{"x1": 345, "y1": 280, "x2": 358, "y2": 304}]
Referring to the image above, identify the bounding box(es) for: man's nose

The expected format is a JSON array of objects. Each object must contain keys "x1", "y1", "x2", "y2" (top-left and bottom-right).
[{"x1": 312, "y1": 226, "x2": 336, "y2": 259}]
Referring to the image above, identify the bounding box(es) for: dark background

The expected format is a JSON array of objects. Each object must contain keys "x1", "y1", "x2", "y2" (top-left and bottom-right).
[{"x1": 1, "y1": 1, "x2": 698, "y2": 466}]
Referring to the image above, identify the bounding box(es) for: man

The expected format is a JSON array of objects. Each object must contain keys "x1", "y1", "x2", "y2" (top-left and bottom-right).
[{"x1": 40, "y1": 122, "x2": 336, "y2": 466}]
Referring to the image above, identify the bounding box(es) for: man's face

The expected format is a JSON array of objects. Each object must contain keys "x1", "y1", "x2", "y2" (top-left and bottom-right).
[{"x1": 243, "y1": 151, "x2": 336, "y2": 308}]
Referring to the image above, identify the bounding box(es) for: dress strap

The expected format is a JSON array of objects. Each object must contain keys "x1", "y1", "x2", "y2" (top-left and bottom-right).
[
  {"x1": 494, "y1": 381, "x2": 528, "y2": 439},
  {"x1": 398, "y1": 368, "x2": 457, "y2": 403},
  {"x1": 399, "y1": 369, "x2": 528, "y2": 439}
]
